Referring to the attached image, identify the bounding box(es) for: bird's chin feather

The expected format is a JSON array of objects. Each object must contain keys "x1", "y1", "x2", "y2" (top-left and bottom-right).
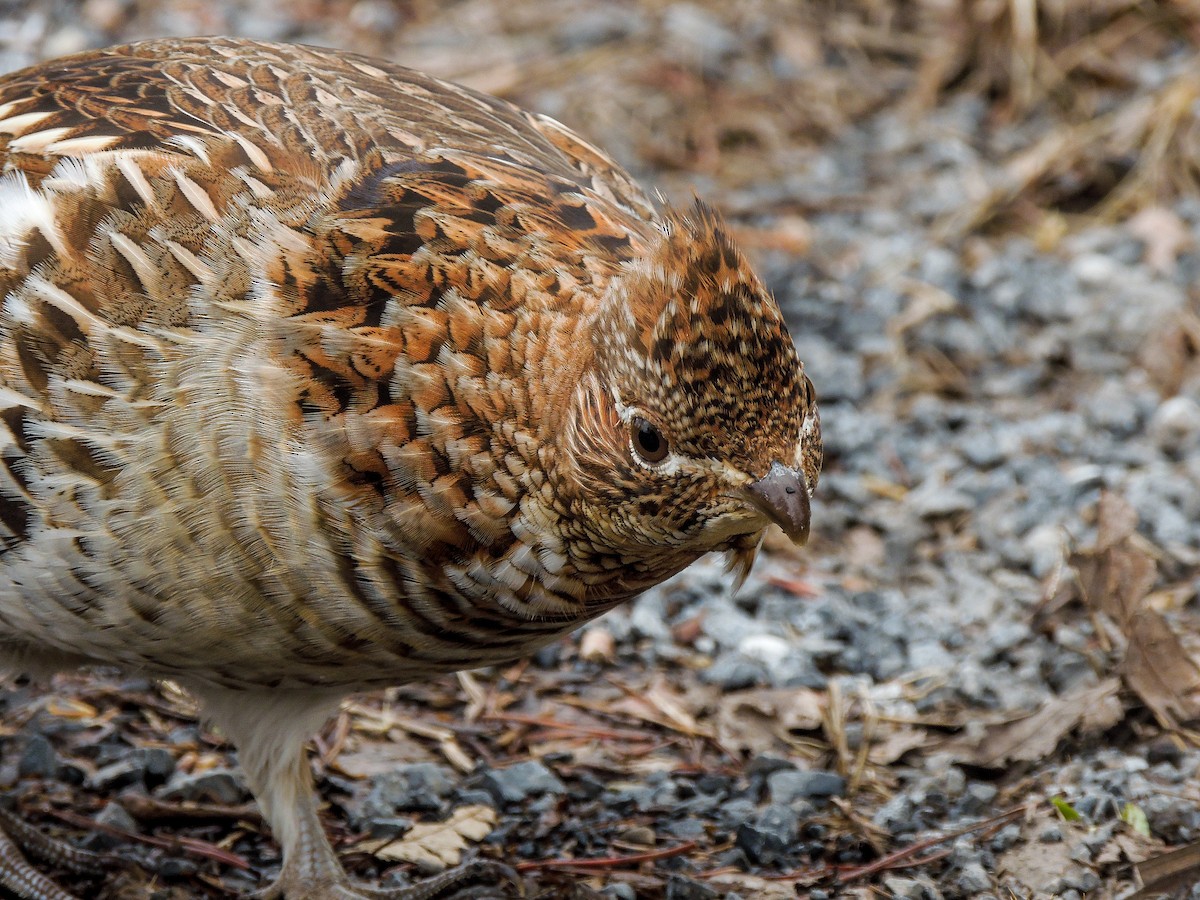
[{"x1": 723, "y1": 533, "x2": 764, "y2": 593}]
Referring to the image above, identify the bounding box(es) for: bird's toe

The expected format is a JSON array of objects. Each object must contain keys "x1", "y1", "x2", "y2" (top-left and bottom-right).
[{"x1": 255, "y1": 858, "x2": 520, "y2": 900}]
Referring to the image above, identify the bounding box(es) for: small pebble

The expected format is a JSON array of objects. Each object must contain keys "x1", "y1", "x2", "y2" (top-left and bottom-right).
[
  {"x1": 956, "y1": 861, "x2": 992, "y2": 893},
  {"x1": 1039, "y1": 824, "x2": 1064, "y2": 843},
  {"x1": 17, "y1": 735, "x2": 56, "y2": 779},
  {"x1": 479, "y1": 760, "x2": 566, "y2": 805}
]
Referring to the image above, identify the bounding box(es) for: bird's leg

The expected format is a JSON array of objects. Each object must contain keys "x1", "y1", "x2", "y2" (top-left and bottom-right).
[
  {"x1": 0, "y1": 807, "x2": 118, "y2": 900},
  {"x1": 193, "y1": 684, "x2": 518, "y2": 900},
  {"x1": 191, "y1": 685, "x2": 350, "y2": 899}
]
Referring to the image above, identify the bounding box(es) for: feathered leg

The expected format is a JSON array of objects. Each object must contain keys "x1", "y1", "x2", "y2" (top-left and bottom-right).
[
  {"x1": 193, "y1": 685, "x2": 517, "y2": 900},
  {"x1": 192, "y1": 685, "x2": 350, "y2": 899}
]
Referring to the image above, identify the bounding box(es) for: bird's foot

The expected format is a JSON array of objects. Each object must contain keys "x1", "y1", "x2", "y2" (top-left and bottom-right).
[
  {"x1": 254, "y1": 859, "x2": 520, "y2": 900},
  {"x1": 0, "y1": 807, "x2": 119, "y2": 900}
]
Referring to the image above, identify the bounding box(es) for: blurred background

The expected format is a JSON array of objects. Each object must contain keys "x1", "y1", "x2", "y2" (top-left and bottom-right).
[{"x1": 4, "y1": 2, "x2": 1200, "y2": 897}]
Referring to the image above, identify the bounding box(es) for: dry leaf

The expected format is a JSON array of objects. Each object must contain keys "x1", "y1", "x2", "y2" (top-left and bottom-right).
[
  {"x1": 45, "y1": 696, "x2": 98, "y2": 719},
  {"x1": 943, "y1": 679, "x2": 1123, "y2": 768},
  {"x1": 997, "y1": 828, "x2": 1080, "y2": 889},
  {"x1": 578, "y1": 627, "x2": 616, "y2": 663},
  {"x1": 1127, "y1": 206, "x2": 1191, "y2": 273},
  {"x1": 1123, "y1": 609, "x2": 1200, "y2": 728},
  {"x1": 330, "y1": 738, "x2": 436, "y2": 779},
  {"x1": 706, "y1": 872, "x2": 801, "y2": 899},
  {"x1": 1067, "y1": 493, "x2": 1200, "y2": 729},
  {"x1": 1095, "y1": 491, "x2": 1139, "y2": 553},
  {"x1": 715, "y1": 687, "x2": 824, "y2": 756},
  {"x1": 358, "y1": 805, "x2": 496, "y2": 869},
  {"x1": 644, "y1": 677, "x2": 705, "y2": 736},
  {"x1": 1138, "y1": 312, "x2": 1200, "y2": 396},
  {"x1": 868, "y1": 727, "x2": 930, "y2": 766},
  {"x1": 610, "y1": 676, "x2": 714, "y2": 737},
  {"x1": 1073, "y1": 493, "x2": 1157, "y2": 627},
  {"x1": 843, "y1": 525, "x2": 886, "y2": 571},
  {"x1": 1093, "y1": 829, "x2": 1160, "y2": 867}
]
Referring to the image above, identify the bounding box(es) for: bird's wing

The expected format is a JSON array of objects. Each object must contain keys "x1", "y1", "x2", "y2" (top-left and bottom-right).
[{"x1": 0, "y1": 38, "x2": 655, "y2": 213}]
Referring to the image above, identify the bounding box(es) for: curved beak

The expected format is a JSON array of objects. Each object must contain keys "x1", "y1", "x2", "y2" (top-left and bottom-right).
[{"x1": 743, "y1": 461, "x2": 811, "y2": 545}]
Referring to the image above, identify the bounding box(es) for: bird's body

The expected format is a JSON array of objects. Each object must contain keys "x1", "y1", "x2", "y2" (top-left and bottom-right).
[{"x1": 0, "y1": 38, "x2": 820, "y2": 899}]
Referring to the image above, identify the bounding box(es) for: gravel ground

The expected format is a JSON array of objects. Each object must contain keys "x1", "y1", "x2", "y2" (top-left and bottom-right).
[{"x1": 2, "y1": 2, "x2": 1200, "y2": 898}]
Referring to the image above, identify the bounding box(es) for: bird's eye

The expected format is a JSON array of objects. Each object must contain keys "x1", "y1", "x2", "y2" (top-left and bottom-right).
[{"x1": 631, "y1": 417, "x2": 668, "y2": 464}]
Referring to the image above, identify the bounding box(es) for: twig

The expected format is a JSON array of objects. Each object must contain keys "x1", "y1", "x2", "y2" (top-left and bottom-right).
[
  {"x1": 518, "y1": 840, "x2": 698, "y2": 872},
  {"x1": 480, "y1": 713, "x2": 657, "y2": 743},
  {"x1": 46, "y1": 808, "x2": 251, "y2": 869}
]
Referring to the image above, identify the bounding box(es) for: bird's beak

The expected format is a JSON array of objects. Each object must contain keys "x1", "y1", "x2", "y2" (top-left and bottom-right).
[{"x1": 743, "y1": 461, "x2": 811, "y2": 545}]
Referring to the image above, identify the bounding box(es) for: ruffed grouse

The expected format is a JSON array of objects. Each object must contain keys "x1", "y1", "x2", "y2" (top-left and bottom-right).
[{"x1": 0, "y1": 38, "x2": 821, "y2": 899}]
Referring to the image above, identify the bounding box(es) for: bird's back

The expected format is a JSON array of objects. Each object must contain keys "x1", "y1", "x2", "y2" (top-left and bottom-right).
[{"x1": 0, "y1": 38, "x2": 660, "y2": 689}]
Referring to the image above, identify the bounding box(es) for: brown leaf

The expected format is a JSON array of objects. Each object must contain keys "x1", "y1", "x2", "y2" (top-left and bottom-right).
[
  {"x1": 1123, "y1": 609, "x2": 1200, "y2": 728},
  {"x1": 1127, "y1": 206, "x2": 1191, "y2": 274},
  {"x1": 45, "y1": 696, "x2": 99, "y2": 720},
  {"x1": 1072, "y1": 493, "x2": 1157, "y2": 627},
  {"x1": 1076, "y1": 544, "x2": 1157, "y2": 628},
  {"x1": 943, "y1": 679, "x2": 1123, "y2": 768},
  {"x1": 715, "y1": 687, "x2": 824, "y2": 756},
  {"x1": 706, "y1": 873, "x2": 800, "y2": 899},
  {"x1": 867, "y1": 727, "x2": 931, "y2": 766},
  {"x1": 1093, "y1": 829, "x2": 1160, "y2": 867},
  {"x1": 1066, "y1": 494, "x2": 1200, "y2": 729},
  {"x1": 610, "y1": 676, "x2": 714, "y2": 738},
  {"x1": 578, "y1": 627, "x2": 616, "y2": 663},
  {"x1": 1095, "y1": 491, "x2": 1139, "y2": 553},
  {"x1": 1138, "y1": 312, "x2": 1200, "y2": 396},
  {"x1": 996, "y1": 828, "x2": 1080, "y2": 890},
  {"x1": 357, "y1": 805, "x2": 496, "y2": 869},
  {"x1": 329, "y1": 738, "x2": 435, "y2": 779}
]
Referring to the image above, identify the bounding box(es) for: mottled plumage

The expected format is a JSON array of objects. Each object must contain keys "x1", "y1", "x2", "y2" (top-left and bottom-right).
[{"x1": 0, "y1": 38, "x2": 820, "y2": 899}]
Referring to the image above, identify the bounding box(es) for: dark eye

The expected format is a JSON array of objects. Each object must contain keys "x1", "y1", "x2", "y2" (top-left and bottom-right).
[{"x1": 631, "y1": 417, "x2": 668, "y2": 464}]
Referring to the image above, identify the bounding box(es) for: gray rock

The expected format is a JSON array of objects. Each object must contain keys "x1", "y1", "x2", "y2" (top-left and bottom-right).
[
  {"x1": 663, "y1": 817, "x2": 706, "y2": 840},
  {"x1": 767, "y1": 768, "x2": 846, "y2": 804},
  {"x1": 664, "y1": 874, "x2": 719, "y2": 900},
  {"x1": 1151, "y1": 396, "x2": 1200, "y2": 452},
  {"x1": 479, "y1": 760, "x2": 565, "y2": 805},
  {"x1": 159, "y1": 768, "x2": 247, "y2": 805},
  {"x1": 1065, "y1": 870, "x2": 1101, "y2": 891},
  {"x1": 956, "y1": 861, "x2": 992, "y2": 893},
  {"x1": 367, "y1": 817, "x2": 413, "y2": 839},
  {"x1": 17, "y1": 735, "x2": 56, "y2": 779},
  {"x1": 88, "y1": 747, "x2": 176, "y2": 791},
  {"x1": 360, "y1": 763, "x2": 456, "y2": 821},
  {"x1": 734, "y1": 803, "x2": 799, "y2": 865},
  {"x1": 661, "y1": 3, "x2": 736, "y2": 71},
  {"x1": 718, "y1": 797, "x2": 757, "y2": 829},
  {"x1": 873, "y1": 793, "x2": 917, "y2": 833},
  {"x1": 990, "y1": 823, "x2": 1021, "y2": 852},
  {"x1": 555, "y1": 8, "x2": 642, "y2": 50},
  {"x1": 82, "y1": 801, "x2": 138, "y2": 851},
  {"x1": 699, "y1": 655, "x2": 764, "y2": 690},
  {"x1": 734, "y1": 820, "x2": 787, "y2": 866},
  {"x1": 1036, "y1": 825, "x2": 1065, "y2": 844}
]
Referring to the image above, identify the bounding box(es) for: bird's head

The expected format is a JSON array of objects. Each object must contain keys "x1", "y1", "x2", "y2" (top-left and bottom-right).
[{"x1": 562, "y1": 201, "x2": 821, "y2": 589}]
